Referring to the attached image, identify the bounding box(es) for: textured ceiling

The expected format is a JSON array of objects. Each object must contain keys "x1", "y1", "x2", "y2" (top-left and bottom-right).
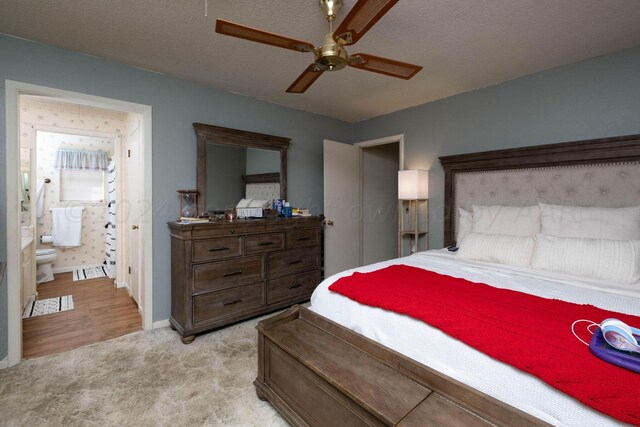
[{"x1": 2, "y1": 0, "x2": 640, "y2": 123}]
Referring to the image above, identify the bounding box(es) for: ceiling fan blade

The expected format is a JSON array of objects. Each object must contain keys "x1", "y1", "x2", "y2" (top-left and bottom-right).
[
  {"x1": 333, "y1": 0, "x2": 400, "y2": 46},
  {"x1": 215, "y1": 19, "x2": 315, "y2": 53},
  {"x1": 286, "y1": 65, "x2": 324, "y2": 93},
  {"x1": 348, "y1": 53, "x2": 422, "y2": 79}
]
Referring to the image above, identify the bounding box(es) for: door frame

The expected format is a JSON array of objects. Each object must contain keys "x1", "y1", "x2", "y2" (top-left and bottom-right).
[{"x1": 5, "y1": 80, "x2": 153, "y2": 367}]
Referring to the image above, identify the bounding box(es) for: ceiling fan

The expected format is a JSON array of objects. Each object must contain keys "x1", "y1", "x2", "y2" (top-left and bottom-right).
[{"x1": 215, "y1": 0, "x2": 423, "y2": 93}]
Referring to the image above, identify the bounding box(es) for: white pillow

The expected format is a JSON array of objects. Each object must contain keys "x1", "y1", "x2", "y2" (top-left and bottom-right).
[
  {"x1": 457, "y1": 232, "x2": 536, "y2": 267},
  {"x1": 236, "y1": 198, "x2": 253, "y2": 208},
  {"x1": 472, "y1": 205, "x2": 540, "y2": 237},
  {"x1": 539, "y1": 203, "x2": 640, "y2": 240},
  {"x1": 532, "y1": 234, "x2": 640, "y2": 284},
  {"x1": 457, "y1": 208, "x2": 472, "y2": 245},
  {"x1": 248, "y1": 199, "x2": 271, "y2": 208}
]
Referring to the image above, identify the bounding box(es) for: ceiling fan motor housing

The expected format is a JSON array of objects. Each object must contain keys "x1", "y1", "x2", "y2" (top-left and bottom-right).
[{"x1": 315, "y1": 33, "x2": 348, "y2": 71}]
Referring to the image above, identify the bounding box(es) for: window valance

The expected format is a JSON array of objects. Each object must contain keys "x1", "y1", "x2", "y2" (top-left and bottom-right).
[{"x1": 54, "y1": 148, "x2": 109, "y2": 170}]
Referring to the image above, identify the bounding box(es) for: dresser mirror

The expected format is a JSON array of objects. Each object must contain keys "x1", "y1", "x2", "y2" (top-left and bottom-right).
[{"x1": 194, "y1": 122, "x2": 290, "y2": 215}]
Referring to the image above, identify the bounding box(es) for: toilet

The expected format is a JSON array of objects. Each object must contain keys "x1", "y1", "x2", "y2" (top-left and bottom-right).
[{"x1": 36, "y1": 248, "x2": 57, "y2": 283}]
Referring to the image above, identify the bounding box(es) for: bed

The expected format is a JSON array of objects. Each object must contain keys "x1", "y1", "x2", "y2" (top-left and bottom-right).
[{"x1": 255, "y1": 134, "x2": 640, "y2": 426}]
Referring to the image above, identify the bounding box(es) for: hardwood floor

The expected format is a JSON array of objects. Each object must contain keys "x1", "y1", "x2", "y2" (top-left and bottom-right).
[{"x1": 22, "y1": 272, "x2": 142, "y2": 359}]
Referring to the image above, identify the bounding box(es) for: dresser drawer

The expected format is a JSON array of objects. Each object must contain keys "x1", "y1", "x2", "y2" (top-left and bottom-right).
[
  {"x1": 246, "y1": 232, "x2": 285, "y2": 254},
  {"x1": 193, "y1": 283, "x2": 264, "y2": 324},
  {"x1": 192, "y1": 236, "x2": 242, "y2": 262},
  {"x1": 286, "y1": 228, "x2": 319, "y2": 248},
  {"x1": 268, "y1": 247, "x2": 319, "y2": 278},
  {"x1": 267, "y1": 270, "x2": 319, "y2": 304},
  {"x1": 194, "y1": 256, "x2": 264, "y2": 293}
]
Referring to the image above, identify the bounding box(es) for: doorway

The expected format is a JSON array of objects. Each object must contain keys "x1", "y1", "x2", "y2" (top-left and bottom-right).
[
  {"x1": 5, "y1": 81, "x2": 153, "y2": 366},
  {"x1": 361, "y1": 142, "x2": 400, "y2": 265},
  {"x1": 323, "y1": 135, "x2": 404, "y2": 277}
]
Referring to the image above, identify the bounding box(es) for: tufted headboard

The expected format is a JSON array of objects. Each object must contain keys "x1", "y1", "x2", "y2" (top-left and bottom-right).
[
  {"x1": 242, "y1": 172, "x2": 281, "y2": 202},
  {"x1": 439, "y1": 134, "x2": 640, "y2": 247}
]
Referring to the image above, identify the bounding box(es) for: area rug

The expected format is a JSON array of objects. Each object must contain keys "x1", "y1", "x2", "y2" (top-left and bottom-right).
[
  {"x1": 0, "y1": 315, "x2": 287, "y2": 426},
  {"x1": 22, "y1": 295, "x2": 74, "y2": 319},
  {"x1": 72, "y1": 265, "x2": 109, "y2": 281}
]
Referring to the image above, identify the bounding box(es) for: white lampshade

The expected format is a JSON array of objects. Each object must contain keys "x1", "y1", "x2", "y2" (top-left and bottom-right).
[{"x1": 398, "y1": 169, "x2": 428, "y2": 200}]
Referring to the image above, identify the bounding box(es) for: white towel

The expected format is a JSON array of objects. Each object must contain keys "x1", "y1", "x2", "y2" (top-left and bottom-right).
[
  {"x1": 36, "y1": 179, "x2": 45, "y2": 218},
  {"x1": 51, "y1": 207, "x2": 84, "y2": 247}
]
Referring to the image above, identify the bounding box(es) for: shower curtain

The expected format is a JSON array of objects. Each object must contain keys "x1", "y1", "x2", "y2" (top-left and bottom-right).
[{"x1": 105, "y1": 159, "x2": 116, "y2": 278}]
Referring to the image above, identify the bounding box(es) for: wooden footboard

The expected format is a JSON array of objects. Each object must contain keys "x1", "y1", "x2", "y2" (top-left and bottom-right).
[{"x1": 255, "y1": 305, "x2": 549, "y2": 427}]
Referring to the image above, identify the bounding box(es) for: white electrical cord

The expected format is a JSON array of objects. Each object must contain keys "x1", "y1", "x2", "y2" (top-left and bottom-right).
[{"x1": 571, "y1": 319, "x2": 599, "y2": 346}]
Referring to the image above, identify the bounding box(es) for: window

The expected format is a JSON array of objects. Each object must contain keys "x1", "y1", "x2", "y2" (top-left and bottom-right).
[{"x1": 60, "y1": 169, "x2": 105, "y2": 202}]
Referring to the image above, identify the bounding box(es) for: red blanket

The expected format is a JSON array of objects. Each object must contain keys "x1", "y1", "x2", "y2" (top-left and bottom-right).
[{"x1": 329, "y1": 265, "x2": 640, "y2": 425}]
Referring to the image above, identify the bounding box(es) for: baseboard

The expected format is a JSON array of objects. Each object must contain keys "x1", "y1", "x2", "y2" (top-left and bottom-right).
[
  {"x1": 153, "y1": 319, "x2": 170, "y2": 329},
  {"x1": 0, "y1": 357, "x2": 8, "y2": 370},
  {"x1": 52, "y1": 263, "x2": 103, "y2": 274},
  {"x1": 116, "y1": 280, "x2": 128, "y2": 289}
]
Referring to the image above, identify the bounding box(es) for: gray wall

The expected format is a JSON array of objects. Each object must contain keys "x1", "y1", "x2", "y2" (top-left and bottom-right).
[
  {"x1": 0, "y1": 269, "x2": 6, "y2": 361},
  {"x1": 362, "y1": 143, "x2": 399, "y2": 264},
  {"x1": 0, "y1": 34, "x2": 352, "y2": 359},
  {"x1": 353, "y1": 45, "x2": 640, "y2": 249},
  {"x1": 0, "y1": 83, "x2": 7, "y2": 359}
]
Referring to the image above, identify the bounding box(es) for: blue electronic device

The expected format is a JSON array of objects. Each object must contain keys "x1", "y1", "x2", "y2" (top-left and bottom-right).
[{"x1": 589, "y1": 319, "x2": 640, "y2": 374}]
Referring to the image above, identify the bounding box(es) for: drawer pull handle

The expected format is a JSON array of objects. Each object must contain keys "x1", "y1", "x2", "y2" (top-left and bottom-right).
[
  {"x1": 296, "y1": 237, "x2": 311, "y2": 241},
  {"x1": 209, "y1": 247, "x2": 230, "y2": 252},
  {"x1": 288, "y1": 283, "x2": 303, "y2": 290},
  {"x1": 223, "y1": 271, "x2": 243, "y2": 277},
  {"x1": 288, "y1": 260, "x2": 302, "y2": 265},
  {"x1": 223, "y1": 298, "x2": 243, "y2": 306},
  {"x1": 258, "y1": 241, "x2": 275, "y2": 246}
]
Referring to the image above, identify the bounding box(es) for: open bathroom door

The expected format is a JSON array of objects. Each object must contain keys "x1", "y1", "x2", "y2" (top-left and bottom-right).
[{"x1": 126, "y1": 121, "x2": 142, "y2": 307}]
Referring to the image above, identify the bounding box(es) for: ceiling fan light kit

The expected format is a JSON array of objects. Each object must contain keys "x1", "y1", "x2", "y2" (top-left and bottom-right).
[{"x1": 215, "y1": 0, "x2": 423, "y2": 93}]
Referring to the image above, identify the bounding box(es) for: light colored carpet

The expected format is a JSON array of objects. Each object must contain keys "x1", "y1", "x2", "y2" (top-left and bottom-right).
[{"x1": 0, "y1": 316, "x2": 288, "y2": 426}]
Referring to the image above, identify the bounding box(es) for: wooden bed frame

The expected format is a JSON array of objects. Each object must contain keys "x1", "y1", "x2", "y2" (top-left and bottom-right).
[{"x1": 255, "y1": 133, "x2": 640, "y2": 426}]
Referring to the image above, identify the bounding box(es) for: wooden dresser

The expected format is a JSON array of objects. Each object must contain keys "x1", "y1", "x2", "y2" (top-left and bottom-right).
[{"x1": 168, "y1": 216, "x2": 322, "y2": 343}]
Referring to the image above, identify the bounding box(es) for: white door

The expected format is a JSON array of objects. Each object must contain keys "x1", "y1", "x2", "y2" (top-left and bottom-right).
[
  {"x1": 323, "y1": 140, "x2": 361, "y2": 277},
  {"x1": 126, "y1": 122, "x2": 141, "y2": 306}
]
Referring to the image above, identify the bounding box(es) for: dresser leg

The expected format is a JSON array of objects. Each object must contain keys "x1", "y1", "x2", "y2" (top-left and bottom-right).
[
  {"x1": 181, "y1": 335, "x2": 196, "y2": 344},
  {"x1": 169, "y1": 323, "x2": 176, "y2": 331},
  {"x1": 256, "y1": 388, "x2": 267, "y2": 401}
]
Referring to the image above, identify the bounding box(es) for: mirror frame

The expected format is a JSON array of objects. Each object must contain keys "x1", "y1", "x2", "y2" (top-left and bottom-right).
[{"x1": 194, "y1": 122, "x2": 290, "y2": 215}]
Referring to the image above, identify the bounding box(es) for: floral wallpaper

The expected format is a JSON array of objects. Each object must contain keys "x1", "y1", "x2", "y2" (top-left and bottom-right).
[{"x1": 20, "y1": 98, "x2": 129, "y2": 272}]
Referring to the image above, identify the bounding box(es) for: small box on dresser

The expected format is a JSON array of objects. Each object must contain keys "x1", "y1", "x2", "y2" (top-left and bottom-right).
[{"x1": 168, "y1": 216, "x2": 322, "y2": 343}]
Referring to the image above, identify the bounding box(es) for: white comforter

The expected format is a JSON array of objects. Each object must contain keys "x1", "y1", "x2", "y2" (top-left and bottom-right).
[{"x1": 310, "y1": 250, "x2": 639, "y2": 427}]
